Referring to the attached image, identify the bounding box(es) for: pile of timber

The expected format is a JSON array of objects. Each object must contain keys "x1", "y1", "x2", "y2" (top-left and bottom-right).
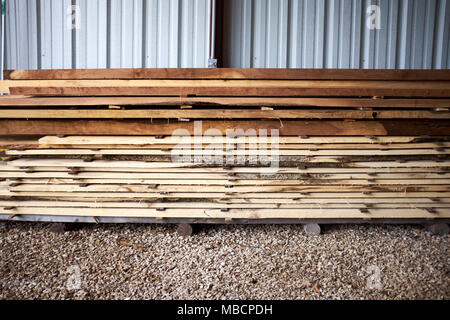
[{"x1": 0, "y1": 68, "x2": 449, "y2": 224}]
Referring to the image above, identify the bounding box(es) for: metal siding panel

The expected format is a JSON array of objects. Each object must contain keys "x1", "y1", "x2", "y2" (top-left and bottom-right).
[
  {"x1": 180, "y1": 0, "x2": 192, "y2": 67},
  {"x1": 411, "y1": 0, "x2": 425, "y2": 68},
  {"x1": 277, "y1": 0, "x2": 288, "y2": 67},
  {"x1": 3, "y1": 0, "x2": 449, "y2": 70},
  {"x1": 350, "y1": 0, "x2": 362, "y2": 68},
  {"x1": 223, "y1": 0, "x2": 449, "y2": 69},
  {"x1": 3, "y1": 0, "x2": 209, "y2": 69},
  {"x1": 156, "y1": 0, "x2": 169, "y2": 66},
  {"x1": 240, "y1": 0, "x2": 252, "y2": 68},
  {"x1": 16, "y1": 0, "x2": 29, "y2": 69},
  {"x1": 168, "y1": 0, "x2": 179, "y2": 67},
  {"x1": 39, "y1": 0, "x2": 52, "y2": 68},
  {"x1": 303, "y1": 0, "x2": 315, "y2": 68},
  {"x1": 375, "y1": 0, "x2": 389, "y2": 69},
  {"x1": 433, "y1": 0, "x2": 450, "y2": 68},
  {"x1": 108, "y1": 0, "x2": 121, "y2": 68},
  {"x1": 144, "y1": 0, "x2": 158, "y2": 67},
  {"x1": 361, "y1": 0, "x2": 375, "y2": 69},
  {"x1": 338, "y1": 0, "x2": 351, "y2": 68},
  {"x1": 5, "y1": 0, "x2": 18, "y2": 69},
  {"x1": 266, "y1": 0, "x2": 278, "y2": 67},
  {"x1": 287, "y1": 0, "x2": 298, "y2": 67},
  {"x1": 325, "y1": 0, "x2": 340, "y2": 68},
  {"x1": 314, "y1": 0, "x2": 325, "y2": 68},
  {"x1": 252, "y1": 0, "x2": 267, "y2": 68},
  {"x1": 192, "y1": 0, "x2": 209, "y2": 67},
  {"x1": 386, "y1": 0, "x2": 399, "y2": 69},
  {"x1": 423, "y1": 0, "x2": 437, "y2": 69},
  {"x1": 75, "y1": 0, "x2": 87, "y2": 68}
]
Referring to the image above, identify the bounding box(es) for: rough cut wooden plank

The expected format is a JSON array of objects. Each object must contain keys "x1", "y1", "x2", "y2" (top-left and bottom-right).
[
  {"x1": 2, "y1": 79, "x2": 450, "y2": 97},
  {"x1": 2, "y1": 197, "x2": 447, "y2": 205},
  {"x1": 0, "y1": 201, "x2": 449, "y2": 209},
  {"x1": 8, "y1": 86, "x2": 450, "y2": 97},
  {"x1": 30, "y1": 142, "x2": 450, "y2": 150},
  {"x1": 1, "y1": 96, "x2": 449, "y2": 108},
  {"x1": 37, "y1": 135, "x2": 432, "y2": 145},
  {"x1": 5, "y1": 68, "x2": 450, "y2": 80},
  {"x1": 4, "y1": 183, "x2": 448, "y2": 193},
  {"x1": 1, "y1": 109, "x2": 448, "y2": 119},
  {"x1": 1, "y1": 165, "x2": 446, "y2": 174},
  {"x1": 1, "y1": 120, "x2": 449, "y2": 136},
  {"x1": 2, "y1": 191, "x2": 448, "y2": 199},
  {"x1": 8, "y1": 158, "x2": 450, "y2": 169},
  {"x1": 4, "y1": 79, "x2": 449, "y2": 88},
  {"x1": 0, "y1": 206, "x2": 447, "y2": 219},
  {"x1": 1, "y1": 171, "x2": 446, "y2": 180},
  {"x1": 6, "y1": 148, "x2": 449, "y2": 156},
  {"x1": 5, "y1": 178, "x2": 449, "y2": 186}
]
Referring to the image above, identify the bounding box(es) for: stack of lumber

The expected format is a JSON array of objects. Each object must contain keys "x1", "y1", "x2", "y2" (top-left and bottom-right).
[{"x1": 0, "y1": 68, "x2": 449, "y2": 223}]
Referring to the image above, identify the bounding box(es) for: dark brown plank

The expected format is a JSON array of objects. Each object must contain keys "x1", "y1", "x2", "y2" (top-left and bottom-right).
[
  {"x1": 0, "y1": 120, "x2": 448, "y2": 136},
  {"x1": 0, "y1": 109, "x2": 449, "y2": 119},
  {"x1": 9, "y1": 86, "x2": 450, "y2": 97},
  {"x1": 1, "y1": 95, "x2": 450, "y2": 108},
  {"x1": 5, "y1": 68, "x2": 450, "y2": 80}
]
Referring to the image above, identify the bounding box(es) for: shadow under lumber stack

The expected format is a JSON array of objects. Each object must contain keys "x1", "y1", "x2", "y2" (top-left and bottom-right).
[{"x1": 0, "y1": 68, "x2": 449, "y2": 224}]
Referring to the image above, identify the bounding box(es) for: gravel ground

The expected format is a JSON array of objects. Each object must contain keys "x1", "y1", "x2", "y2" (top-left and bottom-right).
[{"x1": 0, "y1": 222, "x2": 448, "y2": 300}]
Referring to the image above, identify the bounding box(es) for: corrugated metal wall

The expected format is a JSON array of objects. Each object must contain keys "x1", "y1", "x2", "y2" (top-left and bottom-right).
[
  {"x1": 223, "y1": 0, "x2": 450, "y2": 69},
  {"x1": 4, "y1": 0, "x2": 211, "y2": 69},
  {"x1": 3, "y1": 0, "x2": 450, "y2": 70}
]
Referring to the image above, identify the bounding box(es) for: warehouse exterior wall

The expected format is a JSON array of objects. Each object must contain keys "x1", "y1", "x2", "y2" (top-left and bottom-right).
[
  {"x1": 4, "y1": 0, "x2": 211, "y2": 69},
  {"x1": 223, "y1": 0, "x2": 450, "y2": 69},
  {"x1": 2, "y1": 0, "x2": 450, "y2": 70}
]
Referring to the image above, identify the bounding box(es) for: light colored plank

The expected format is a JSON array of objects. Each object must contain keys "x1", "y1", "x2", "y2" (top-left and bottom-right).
[
  {"x1": 1, "y1": 171, "x2": 447, "y2": 180},
  {"x1": 33, "y1": 143, "x2": 450, "y2": 150},
  {"x1": 0, "y1": 201, "x2": 449, "y2": 209},
  {"x1": 3, "y1": 184, "x2": 448, "y2": 193},
  {"x1": 7, "y1": 148, "x2": 448, "y2": 156},
  {"x1": 0, "y1": 206, "x2": 448, "y2": 219},
  {"x1": 4, "y1": 178, "x2": 450, "y2": 186},
  {"x1": 38, "y1": 135, "x2": 432, "y2": 145},
  {"x1": 2, "y1": 191, "x2": 448, "y2": 199},
  {"x1": 1, "y1": 166, "x2": 447, "y2": 174},
  {"x1": 4, "y1": 197, "x2": 445, "y2": 204},
  {"x1": 8, "y1": 159, "x2": 450, "y2": 169}
]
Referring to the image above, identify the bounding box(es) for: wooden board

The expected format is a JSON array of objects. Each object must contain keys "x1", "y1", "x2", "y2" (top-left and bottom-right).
[
  {"x1": 1, "y1": 171, "x2": 447, "y2": 180},
  {"x1": 30, "y1": 143, "x2": 450, "y2": 150},
  {"x1": 6, "y1": 148, "x2": 449, "y2": 156},
  {"x1": 1, "y1": 120, "x2": 449, "y2": 136},
  {"x1": 1, "y1": 165, "x2": 447, "y2": 174},
  {"x1": 8, "y1": 86, "x2": 450, "y2": 97},
  {"x1": 0, "y1": 206, "x2": 447, "y2": 219},
  {"x1": 0, "y1": 200, "x2": 449, "y2": 209},
  {"x1": 1, "y1": 109, "x2": 448, "y2": 119},
  {"x1": 6, "y1": 68, "x2": 450, "y2": 80},
  {"x1": 2, "y1": 191, "x2": 448, "y2": 199},
  {"x1": 1, "y1": 96, "x2": 450, "y2": 108},
  {"x1": 2, "y1": 198, "x2": 448, "y2": 205},
  {"x1": 38, "y1": 135, "x2": 439, "y2": 145},
  {"x1": 8, "y1": 159, "x2": 450, "y2": 168},
  {"x1": 4, "y1": 184, "x2": 448, "y2": 192},
  {"x1": 4, "y1": 178, "x2": 450, "y2": 186}
]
